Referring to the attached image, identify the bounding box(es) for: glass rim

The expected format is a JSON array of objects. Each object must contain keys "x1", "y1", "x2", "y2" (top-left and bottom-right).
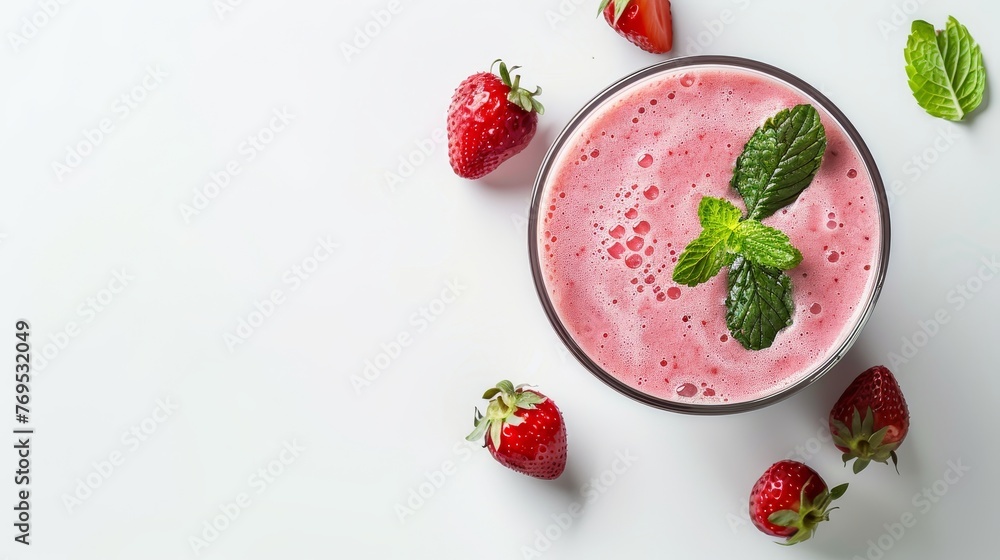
[{"x1": 527, "y1": 55, "x2": 892, "y2": 415}]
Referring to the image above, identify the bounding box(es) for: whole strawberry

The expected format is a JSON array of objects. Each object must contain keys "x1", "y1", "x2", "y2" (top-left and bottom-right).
[
  {"x1": 829, "y1": 365, "x2": 910, "y2": 473},
  {"x1": 599, "y1": 0, "x2": 673, "y2": 54},
  {"x1": 749, "y1": 460, "x2": 848, "y2": 545},
  {"x1": 466, "y1": 380, "x2": 566, "y2": 480},
  {"x1": 447, "y1": 60, "x2": 543, "y2": 179}
]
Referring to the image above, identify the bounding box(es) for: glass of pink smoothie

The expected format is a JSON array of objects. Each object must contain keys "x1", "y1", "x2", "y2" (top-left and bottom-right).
[{"x1": 530, "y1": 57, "x2": 890, "y2": 414}]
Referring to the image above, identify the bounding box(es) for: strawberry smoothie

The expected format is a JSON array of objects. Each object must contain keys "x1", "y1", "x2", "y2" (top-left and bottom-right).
[{"x1": 533, "y1": 61, "x2": 887, "y2": 409}]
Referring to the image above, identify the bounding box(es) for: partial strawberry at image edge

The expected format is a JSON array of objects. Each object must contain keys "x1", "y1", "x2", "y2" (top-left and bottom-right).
[
  {"x1": 466, "y1": 381, "x2": 567, "y2": 480},
  {"x1": 600, "y1": 0, "x2": 673, "y2": 54},
  {"x1": 829, "y1": 365, "x2": 911, "y2": 474},
  {"x1": 446, "y1": 60, "x2": 544, "y2": 180},
  {"x1": 749, "y1": 460, "x2": 848, "y2": 546}
]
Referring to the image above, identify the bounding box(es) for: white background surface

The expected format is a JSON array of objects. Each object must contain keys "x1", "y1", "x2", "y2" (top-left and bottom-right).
[{"x1": 1, "y1": 0, "x2": 997, "y2": 558}]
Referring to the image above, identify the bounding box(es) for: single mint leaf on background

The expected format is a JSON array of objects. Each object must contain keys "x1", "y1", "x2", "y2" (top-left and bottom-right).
[
  {"x1": 731, "y1": 104, "x2": 827, "y2": 221},
  {"x1": 904, "y1": 16, "x2": 986, "y2": 121},
  {"x1": 725, "y1": 256, "x2": 794, "y2": 351},
  {"x1": 673, "y1": 197, "x2": 741, "y2": 287},
  {"x1": 731, "y1": 220, "x2": 803, "y2": 270}
]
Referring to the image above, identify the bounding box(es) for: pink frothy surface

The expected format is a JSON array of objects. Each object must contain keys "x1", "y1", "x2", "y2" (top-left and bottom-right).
[{"x1": 537, "y1": 66, "x2": 883, "y2": 405}]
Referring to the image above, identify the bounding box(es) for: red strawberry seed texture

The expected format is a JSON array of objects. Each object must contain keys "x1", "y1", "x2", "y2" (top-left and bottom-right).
[
  {"x1": 487, "y1": 394, "x2": 567, "y2": 480},
  {"x1": 467, "y1": 381, "x2": 566, "y2": 480},
  {"x1": 600, "y1": 0, "x2": 673, "y2": 54},
  {"x1": 447, "y1": 60, "x2": 543, "y2": 179},
  {"x1": 830, "y1": 365, "x2": 910, "y2": 473},
  {"x1": 749, "y1": 460, "x2": 847, "y2": 545}
]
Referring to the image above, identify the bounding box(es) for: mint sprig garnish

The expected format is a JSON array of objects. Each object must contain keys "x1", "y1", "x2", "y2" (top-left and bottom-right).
[
  {"x1": 732, "y1": 105, "x2": 827, "y2": 220},
  {"x1": 672, "y1": 197, "x2": 740, "y2": 287},
  {"x1": 904, "y1": 16, "x2": 986, "y2": 121},
  {"x1": 672, "y1": 104, "x2": 826, "y2": 350},
  {"x1": 673, "y1": 197, "x2": 802, "y2": 287}
]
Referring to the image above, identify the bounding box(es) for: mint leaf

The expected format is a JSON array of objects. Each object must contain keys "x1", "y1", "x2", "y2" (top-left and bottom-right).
[
  {"x1": 697, "y1": 196, "x2": 742, "y2": 230},
  {"x1": 731, "y1": 104, "x2": 827, "y2": 221},
  {"x1": 672, "y1": 228, "x2": 733, "y2": 287},
  {"x1": 673, "y1": 197, "x2": 741, "y2": 287},
  {"x1": 904, "y1": 16, "x2": 986, "y2": 121},
  {"x1": 731, "y1": 220, "x2": 803, "y2": 270},
  {"x1": 725, "y1": 257, "x2": 794, "y2": 351}
]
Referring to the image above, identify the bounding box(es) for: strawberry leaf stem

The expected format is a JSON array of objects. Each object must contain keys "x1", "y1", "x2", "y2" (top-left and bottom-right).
[
  {"x1": 833, "y1": 407, "x2": 902, "y2": 473},
  {"x1": 597, "y1": 0, "x2": 631, "y2": 25},
  {"x1": 466, "y1": 380, "x2": 548, "y2": 449},
  {"x1": 491, "y1": 59, "x2": 545, "y2": 115},
  {"x1": 769, "y1": 477, "x2": 848, "y2": 546}
]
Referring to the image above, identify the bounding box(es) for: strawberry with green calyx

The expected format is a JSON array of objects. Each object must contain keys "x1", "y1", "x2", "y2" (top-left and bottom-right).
[
  {"x1": 446, "y1": 60, "x2": 544, "y2": 179},
  {"x1": 466, "y1": 380, "x2": 566, "y2": 480},
  {"x1": 829, "y1": 365, "x2": 910, "y2": 474},
  {"x1": 598, "y1": 0, "x2": 673, "y2": 54},
  {"x1": 749, "y1": 460, "x2": 848, "y2": 546}
]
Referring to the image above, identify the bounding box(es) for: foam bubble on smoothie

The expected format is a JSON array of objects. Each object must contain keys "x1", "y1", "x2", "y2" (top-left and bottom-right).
[
  {"x1": 538, "y1": 67, "x2": 882, "y2": 405},
  {"x1": 676, "y1": 383, "x2": 698, "y2": 397}
]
